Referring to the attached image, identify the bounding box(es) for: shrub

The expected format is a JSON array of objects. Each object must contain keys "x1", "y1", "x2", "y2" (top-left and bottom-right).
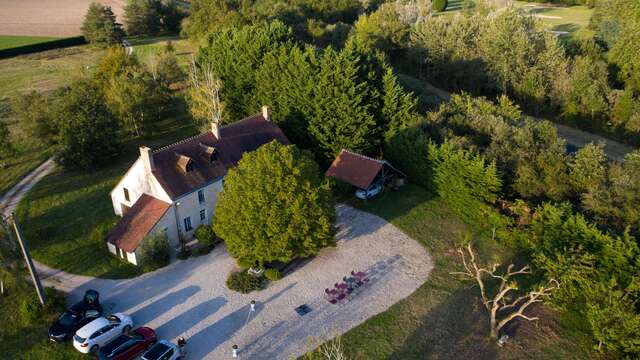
[
  {"x1": 138, "y1": 232, "x2": 171, "y2": 271},
  {"x1": 19, "y1": 288, "x2": 63, "y2": 325},
  {"x1": 195, "y1": 224, "x2": 215, "y2": 248},
  {"x1": 226, "y1": 271, "x2": 263, "y2": 293},
  {"x1": 433, "y1": 0, "x2": 448, "y2": 12},
  {"x1": 264, "y1": 268, "x2": 282, "y2": 281},
  {"x1": 237, "y1": 258, "x2": 256, "y2": 270},
  {"x1": 176, "y1": 246, "x2": 191, "y2": 260}
]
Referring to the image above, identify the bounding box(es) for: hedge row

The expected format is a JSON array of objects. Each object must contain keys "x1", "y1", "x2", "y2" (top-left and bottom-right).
[{"x1": 0, "y1": 36, "x2": 87, "y2": 59}]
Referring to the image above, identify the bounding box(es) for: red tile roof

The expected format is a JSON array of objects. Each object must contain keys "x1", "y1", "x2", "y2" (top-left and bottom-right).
[
  {"x1": 151, "y1": 113, "x2": 290, "y2": 199},
  {"x1": 325, "y1": 150, "x2": 385, "y2": 189},
  {"x1": 105, "y1": 194, "x2": 171, "y2": 253}
]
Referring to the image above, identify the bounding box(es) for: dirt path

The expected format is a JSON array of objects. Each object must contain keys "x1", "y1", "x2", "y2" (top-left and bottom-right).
[
  {"x1": 0, "y1": 157, "x2": 56, "y2": 217},
  {"x1": 403, "y1": 73, "x2": 635, "y2": 161}
]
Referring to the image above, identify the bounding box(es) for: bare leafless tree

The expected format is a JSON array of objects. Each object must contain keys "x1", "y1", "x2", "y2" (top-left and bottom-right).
[
  {"x1": 452, "y1": 243, "x2": 559, "y2": 339},
  {"x1": 187, "y1": 56, "x2": 223, "y2": 132}
]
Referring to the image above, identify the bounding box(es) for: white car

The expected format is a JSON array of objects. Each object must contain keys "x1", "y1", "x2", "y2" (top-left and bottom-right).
[
  {"x1": 355, "y1": 183, "x2": 383, "y2": 200},
  {"x1": 142, "y1": 340, "x2": 182, "y2": 360},
  {"x1": 73, "y1": 313, "x2": 134, "y2": 354}
]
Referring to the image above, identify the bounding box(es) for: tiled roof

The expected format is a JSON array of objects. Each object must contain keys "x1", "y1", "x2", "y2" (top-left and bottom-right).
[
  {"x1": 152, "y1": 113, "x2": 290, "y2": 199},
  {"x1": 105, "y1": 194, "x2": 171, "y2": 253},
  {"x1": 325, "y1": 149, "x2": 385, "y2": 189}
]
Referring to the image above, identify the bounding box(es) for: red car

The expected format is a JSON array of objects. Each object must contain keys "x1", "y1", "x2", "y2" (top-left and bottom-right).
[{"x1": 95, "y1": 327, "x2": 157, "y2": 360}]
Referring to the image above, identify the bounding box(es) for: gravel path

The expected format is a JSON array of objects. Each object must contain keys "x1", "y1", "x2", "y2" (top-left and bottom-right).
[
  {"x1": 0, "y1": 157, "x2": 55, "y2": 218},
  {"x1": 55, "y1": 204, "x2": 433, "y2": 359}
]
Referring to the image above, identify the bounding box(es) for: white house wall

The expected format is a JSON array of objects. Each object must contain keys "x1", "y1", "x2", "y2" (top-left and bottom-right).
[
  {"x1": 149, "y1": 208, "x2": 180, "y2": 248},
  {"x1": 173, "y1": 179, "x2": 223, "y2": 240},
  {"x1": 110, "y1": 158, "x2": 172, "y2": 216}
]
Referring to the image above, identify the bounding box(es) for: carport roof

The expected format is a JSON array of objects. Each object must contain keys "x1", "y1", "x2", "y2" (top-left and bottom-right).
[
  {"x1": 325, "y1": 150, "x2": 385, "y2": 189},
  {"x1": 105, "y1": 194, "x2": 171, "y2": 253}
]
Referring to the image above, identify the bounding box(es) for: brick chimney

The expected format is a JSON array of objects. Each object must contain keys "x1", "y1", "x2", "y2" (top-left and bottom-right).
[
  {"x1": 211, "y1": 121, "x2": 220, "y2": 139},
  {"x1": 262, "y1": 105, "x2": 271, "y2": 121},
  {"x1": 139, "y1": 146, "x2": 155, "y2": 174}
]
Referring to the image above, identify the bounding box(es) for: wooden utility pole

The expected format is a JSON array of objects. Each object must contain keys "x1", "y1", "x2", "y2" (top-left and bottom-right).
[{"x1": 10, "y1": 213, "x2": 46, "y2": 305}]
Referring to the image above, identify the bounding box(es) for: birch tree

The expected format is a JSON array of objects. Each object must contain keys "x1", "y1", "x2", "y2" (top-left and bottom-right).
[{"x1": 187, "y1": 56, "x2": 224, "y2": 132}]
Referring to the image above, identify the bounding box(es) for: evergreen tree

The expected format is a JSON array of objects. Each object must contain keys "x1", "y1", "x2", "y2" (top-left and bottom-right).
[
  {"x1": 213, "y1": 141, "x2": 335, "y2": 266},
  {"x1": 563, "y1": 56, "x2": 611, "y2": 121},
  {"x1": 197, "y1": 21, "x2": 294, "y2": 122},
  {"x1": 81, "y1": 2, "x2": 124, "y2": 45},
  {"x1": 124, "y1": 0, "x2": 162, "y2": 36},
  {"x1": 308, "y1": 47, "x2": 379, "y2": 159},
  {"x1": 569, "y1": 142, "x2": 607, "y2": 195},
  {"x1": 381, "y1": 68, "x2": 420, "y2": 141},
  {"x1": 160, "y1": 0, "x2": 185, "y2": 33},
  {"x1": 54, "y1": 79, "x2": 120, "y2": 170}
]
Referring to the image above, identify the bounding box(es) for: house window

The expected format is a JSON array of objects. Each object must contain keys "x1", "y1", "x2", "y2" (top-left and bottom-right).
[
  {"x1": 123, "y1": 188, "x2": 130, "y2": 202},
  {"x1": 186, "y1": 161, "x2": 195, "y2": 172},
  {"x1": 184, "y1": 217, "x2": 193, "y2": 232},
  {"x1": 162, "y1": 227, "x2": 168, "y2": 237},
  {"x1": 198, "y1": 189, "x2": 205, "y2": 204},
  {"x1": 200, "y1": 209, "x2": 206, "y2": 222}
]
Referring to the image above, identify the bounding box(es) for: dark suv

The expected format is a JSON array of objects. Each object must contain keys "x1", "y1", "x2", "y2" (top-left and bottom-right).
[{"x1": 48, "y1": 289, "x2": 103, "y2": 342}]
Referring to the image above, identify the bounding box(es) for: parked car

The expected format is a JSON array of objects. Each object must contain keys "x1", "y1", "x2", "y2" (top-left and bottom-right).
[
  {"x1": 355, "y1": 183, "x2": 383, "y2": 200},
  {"x1": 142, "y1": 340, "x2": 182, "y2": 360},
  {"x1": 96, "y1": 327, "x2": 157, "y2": 360},
  {"x1": 73, "y1": 313, "x2": 134, "y2": 354},
  {"x1": 49, "y1": 289, "x2": 103, "y2": 342}
]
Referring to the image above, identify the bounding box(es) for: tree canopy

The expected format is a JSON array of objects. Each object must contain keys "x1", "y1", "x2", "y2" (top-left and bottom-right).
[
  {"x1": 81, "y1": 2, "x2": 124, "y2": 45},
  {"x1": 213, "y1": 141, "x2": 335, "y2": 266}
]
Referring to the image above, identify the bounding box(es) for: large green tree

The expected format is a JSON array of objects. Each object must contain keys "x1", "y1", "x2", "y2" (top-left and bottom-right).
[
  {"x1": 54, "y1": 79, "x2": 120, "y2": 170},
  {"x1": 213, "y1": 141, "x2": 335, "y2": 266},
  {"x1": 124, "y1": 0, "x2": 162, "y2": 36},
  {"x1": 81, "y1": 2, "x2": 124, "y2": 45}
]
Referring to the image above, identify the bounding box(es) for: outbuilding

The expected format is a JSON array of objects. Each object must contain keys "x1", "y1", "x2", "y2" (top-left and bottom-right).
[{"x1": 325, "y1": 149, "x2": 405, "y2": 192}]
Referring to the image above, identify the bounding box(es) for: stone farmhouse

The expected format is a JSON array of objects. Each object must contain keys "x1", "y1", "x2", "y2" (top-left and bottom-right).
[{"x1": 105, "y1": 106, "x2": 289, "y2": 265}]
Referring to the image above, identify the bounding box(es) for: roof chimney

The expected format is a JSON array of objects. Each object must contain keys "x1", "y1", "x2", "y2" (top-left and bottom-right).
[
  {"x1": 262, "y1": 105, "x2": 271, "y2": 122},
  {"x1": 140, "y1": 146, "x2": 155, "y2": 173},
  {"x1": 211, "y1": 121, "x2": 220, "y2": 139}
]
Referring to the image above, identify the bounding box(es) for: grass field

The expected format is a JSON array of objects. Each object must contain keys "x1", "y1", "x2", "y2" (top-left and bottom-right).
[
  {"x1": 0, "y1": 35, "x2": 59, "y2": 51},
  {"x1": 15, "y1": 104, "x2": 197, "y2": 279},
  {"x1": 439, "y1": 0, "x2": 594, "y2": 40},
  {"x1": 0, "y1": 151, "x2": 51, "y2": 198},
  {"x1": 305, "y1": 185, "x2": 598, "y2": 359}
]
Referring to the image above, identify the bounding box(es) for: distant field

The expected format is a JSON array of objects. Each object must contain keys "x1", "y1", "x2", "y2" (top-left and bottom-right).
[
  {"x1": 0, "y1": 35, "x2": 59, "y2": 51},
  {"x1": 440, "y1": 0, "x2": 594, "y2": 40},
  {"x1": 0, "y1": 0, "x2": 126, "y2": 37}
]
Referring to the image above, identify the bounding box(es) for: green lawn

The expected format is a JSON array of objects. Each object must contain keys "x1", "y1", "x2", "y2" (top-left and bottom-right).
[
  {"x1": 14, "y1": 105, "x2": 197, "y2": 279},
  {"x1": 0, "y1": 35, "x2": 59, "y2": 51},
  {"x1": 308, "y1": 185, "x2": 597, "y2": 359},
  {"x1": 516, "y1": 1, "x2": 595, "y2": 40},
  {"x1": 0, "y1": 151, "x2": 52, "y2": 198}
]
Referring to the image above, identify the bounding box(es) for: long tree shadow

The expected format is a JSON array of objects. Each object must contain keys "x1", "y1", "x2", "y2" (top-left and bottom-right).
[
  {"x1": 131, "y1": 285, "x2": 201, "y2": 325},
  {"x1": 388, "y1": 287, "x2": 499, "y2": 360},
  {"x1": 156, "y1": 296, "x2": 228, "y2": 340},
  {"x1": 188, "y1": 283, "x2": 296, "y2": 359}
]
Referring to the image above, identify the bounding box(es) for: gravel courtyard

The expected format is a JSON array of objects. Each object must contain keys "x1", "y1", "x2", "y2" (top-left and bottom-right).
[{"x1": 56, "y1": 204, "x2": 432, "y2": 359}]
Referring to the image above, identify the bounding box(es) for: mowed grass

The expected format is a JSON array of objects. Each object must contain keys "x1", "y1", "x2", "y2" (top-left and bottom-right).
[
  {"x1": 0, "y1": 35, "x2": 60, "y2": 51},
  {"x1": 0, "y1": 268, "x2": 85, "y2": 360},
  {"x1": 516, "y1": 1, "x2": 595, "y2": 39},
  {"x1": 15, "y1": 106, "x2": 198, "y2": 279},
  {"x1": 0, "y1": 151, "x2": 51, "y2": 198},
  {"x1": 312, "y1": 185, "x2": 598, "y2": 359}
]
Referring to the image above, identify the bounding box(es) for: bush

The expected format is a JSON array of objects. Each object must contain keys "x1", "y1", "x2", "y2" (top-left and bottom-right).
[
  {"x1": 264, "y1": 268, "x2": 282, "y2": 281},
  {"x1": 138, "y1": 232, "x2": 171, "y2": 271},
  {"x1": 237, "y1": 258, "x2": 257, "y2": 270},
  {"x1": 226, "y1": 271, "x2": 263, "y2": 293},
  {"x1": 433, "y1": 0, "x2": 448, "y2": 12},
  {"x1": 176, "y1": 246, "x2": 191, "y2": 260},
  {"x1": 195, "y1": 224, "x2": 215, "y2": 248},
  {"x1": 19, "y1": 288, "x2": 63, "y2": 325}
]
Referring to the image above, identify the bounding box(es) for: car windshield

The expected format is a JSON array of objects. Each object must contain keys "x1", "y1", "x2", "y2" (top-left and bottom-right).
[
  {"x1": 106, "y1": 314, "x2": 121, "y2": 324},
  {"x1": 143, "y1": 343, "x2": 170, "y2": 360},
  {"x1": 58, "y1": 311, "x2": 78, "y2": 328},
  {"x1": 74, "y1": 334, "x2": 86, "y2": 343}
]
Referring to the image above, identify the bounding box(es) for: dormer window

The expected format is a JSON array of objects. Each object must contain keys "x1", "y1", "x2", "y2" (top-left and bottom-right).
[
  {"x1": 199, "y1": 143, "x2": 219, "y2": 163},
  {"x1": 176, "y1": 153, "x2": 194, "y2": 173}
]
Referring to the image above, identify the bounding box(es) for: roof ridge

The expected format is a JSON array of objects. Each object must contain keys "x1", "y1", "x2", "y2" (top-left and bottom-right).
[
  {"x1": 153, "y1": 132, "x2": 211, "y2": 153},
  {"x1": 341, "y1": 149, "x2": 385, "y2": 164}
]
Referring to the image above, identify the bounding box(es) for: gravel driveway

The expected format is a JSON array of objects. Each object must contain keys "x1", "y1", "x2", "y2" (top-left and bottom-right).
[{"x1": 56, "y1": 204, "x2": 432, "y2": 359}]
